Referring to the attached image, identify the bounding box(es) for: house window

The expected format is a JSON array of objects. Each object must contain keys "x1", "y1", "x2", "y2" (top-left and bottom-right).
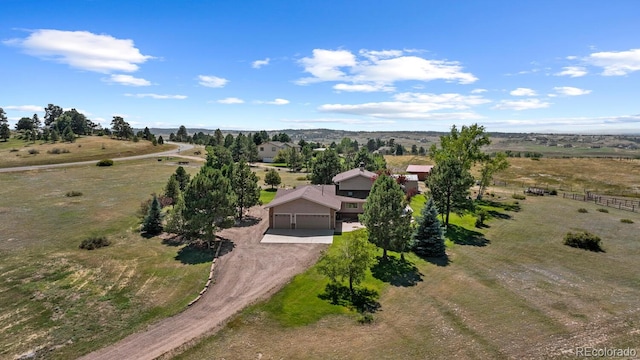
[
  {"x1": 347, "y1": 191, "x2": 354, "y2": 196},
  {"x1": 346, "y1": 203, "x2": 358, "y2": 209},
  {"x1": 260, "y1": 147, "x2": 264, "y2": 151}
]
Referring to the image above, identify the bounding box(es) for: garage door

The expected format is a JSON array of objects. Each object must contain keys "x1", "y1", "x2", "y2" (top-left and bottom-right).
[
  {"x1": 296, "y1": 214, "x2": 331, "y2": 229},
  {"x1": 274, "y1": 214, "x2": 291, "y2": 229}
]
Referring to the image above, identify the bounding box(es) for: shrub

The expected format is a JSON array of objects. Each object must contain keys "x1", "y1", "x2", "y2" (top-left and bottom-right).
[
  {"x1": 596, "y1": 208, "x2": 609, "y2": 213},
  {"x1": 563, "y1": 231, "x2": 603, "y2": 252},
  {"x1": 79, "y1": 236, "x2": 111, "y2": 250},
  {"x1": 620, "y1": 219, "x2": 634, "y2": 224},
  {"x1": 549, "y1": 189, "x2": 558, "y2": 195},
  {"x1": 577, "y1": 208, "x2": 588, "y2": 213},
  {"x1": 9, "y1": 148, "x2": 18, "y2": 152},
  {"x1": 512, "y1": 193, "x2": 526, "y2": 200},
  {"x1": 47, "y1": 148, "x2": 70, "y2": 154},
  {"x1": 28, "y1": 148, "x2": 39, "y2": 155},
  {"x1": 358, "y1": 312, "x2": 374, "y2": 324},
  {"x1": 96, "y1": 159, "x2": 114, "y2": 167},
  {"x1": 66, "y1": 191, "x2": 83, "y2": 197},
  {"x1": 475, "y1": 209, "x2": 489, "y2": 227}
]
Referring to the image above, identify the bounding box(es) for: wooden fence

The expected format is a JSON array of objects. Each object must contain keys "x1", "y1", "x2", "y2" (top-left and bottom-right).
[{"x1": 563, "y1": 192, "x2": 640, "y2": 213}]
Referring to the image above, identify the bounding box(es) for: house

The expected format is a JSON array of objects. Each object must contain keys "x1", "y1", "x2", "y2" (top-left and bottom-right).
[
  {"x1": 265, "y1": 166, "x2": 375, "y2": 229},
  {"x1": 258, "y1": 141, "x2": 300, "y2": 163},
  {"x1": 406, "y1": 164, "x2": 433, "y2": 181},
  {"x1": 393, "y1": 174, "x2": 419, "y2": 193}
]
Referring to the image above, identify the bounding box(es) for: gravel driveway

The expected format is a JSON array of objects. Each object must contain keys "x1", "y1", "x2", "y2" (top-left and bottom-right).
[{"x1": 79, "y1": 206, "x2": 327, "y2": 360}]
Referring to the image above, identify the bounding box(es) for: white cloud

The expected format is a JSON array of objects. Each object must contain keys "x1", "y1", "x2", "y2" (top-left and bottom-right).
[
  {"x1": 296, "y1": 48, "x2": 477, "y2": 87},
  {"x1": 555, "y1": 66, "x2": 587, "y2": 77},
  {"x1": 252, "y1": 58, "x2": 270, "y2": 69},
  {"x1": 318, "y1": 92, "x2": 488, "y2": 120},
  {"x1": 297, "y1": 49, "x2": 357, "y2": 84},
  {"x1": 566, "y1": 56, "x2": 578, "y2": 60},
  {"x1": 554, "y1": 86, "x2": 591, "y2": 96},
  {"x1": 586, "y1": 48, "x2": 640, "y2": 76},
  {"x1": 124, "y1": 93, "x2": 187, "y2": 99},
  {"x1": 257, "y1": 98, "x2": 290, "y2": 105},
  {"x1": 333, "y1": 83, "x2": 395, "y2": 92},
  {"x1": 198, "y1": 75, "x2": 229, "y2": 88},
  {"x1": 3, "y1": 105, "x2": 43, "y2": 112},
  {"x1": 471, "y1": 88, "x2": 487, "y2": 94},
  {"x1": 4, "y1": 29, "x2": 152, "y2": 73},
  {"x1": 510, "y1": 88, "x2": 537, "y2": 96},
  {"x1": 216, "y1": 97, "x2": 244, "y2": 104},
  {"x1": 493, "y1": 98, "x2": 550, "y2": 111},
  {"x1": 107, "y1": 74, "x2": 151, "y2": 86}
]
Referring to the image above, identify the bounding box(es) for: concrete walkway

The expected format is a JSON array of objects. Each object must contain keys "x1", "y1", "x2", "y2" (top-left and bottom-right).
[{"x1": 261, "y1": 229, "x2": 335, "y2": 244}]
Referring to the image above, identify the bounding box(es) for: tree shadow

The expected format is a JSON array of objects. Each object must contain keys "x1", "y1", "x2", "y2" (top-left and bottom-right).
[
  {"x1": 446, "y1": 224, "x2": 490, "y2": 247},
  {"x1": 175, "y1": 245, "x2": 215, "y2": 264},
  {"x1": 423, "y1": 254, "x2": 451, "y2": 267},
  {"x1": 215, "y1": 238, "x2": 236, "y2": 258},
  {"x1": 235, "y1": 215, "x2": 261, "y2": 227},
  {"x1": 318, "y1": 283, "x2": 381, "y2": 313},
  {"x1": 161, "y1": 234, "x2": 186, "y2": 247},
  {"x1": 488, "y1": 210, "x2": 512, "y2": 220},
  {"x1": 476, "y1": 199, "x2": 521, "y2": 212},
  {"x1": 370, "y1": 255, "x2": 423, "y2": 287}
]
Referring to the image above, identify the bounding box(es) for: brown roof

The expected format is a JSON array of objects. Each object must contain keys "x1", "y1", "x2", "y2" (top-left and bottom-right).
[
  {"x1": 332, "y1": 167, "x2": 376, "y2": 183},
  {"x1": 406, "y1": 165, "x2": 434, "y2": 173},
  {"x1": 265, "y1": 185, "x2": 341, "y2": 210}
]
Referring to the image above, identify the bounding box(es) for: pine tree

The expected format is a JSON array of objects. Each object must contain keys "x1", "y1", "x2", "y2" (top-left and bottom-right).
[
  {"x1": 174, "y1": 166, "x2": 190, "y2": 192},
  {"x1": 264, "y1": 168, "x2": 281, "y2": 189},
  {"x1": 232, "y1": 157, "x2": 261, "y2": 219},
  {"x1": 142, "y1": 195, "x2": 163, "y2": 235},
  {"x1": 164, "y1": 192, "x2": 186, "y2": 234},
  {"x1": 412, "y1": 197, "x2": 446, "y2": 258},
  {"x1": 164, "y1": 175, "x2": 181, "y2": 204}
]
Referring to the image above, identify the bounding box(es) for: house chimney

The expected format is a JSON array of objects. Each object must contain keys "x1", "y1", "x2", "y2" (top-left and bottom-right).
[{"x1": 359, "y1": 162, "x2": 364, "y2": 172}]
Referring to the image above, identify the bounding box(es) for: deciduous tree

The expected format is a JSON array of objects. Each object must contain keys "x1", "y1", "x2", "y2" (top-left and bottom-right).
[
  {"x1": 477, "y1": 152, "x2": 510, "y2": 199},
  {"x1": 311, "y1": 149, "x2": 342, "y2": 184},
  {"x1": 360, "y1": 174, "x2": 412, "y2": 259},
  {"x1": 264, "y1": 168, "x2": 281, "y2": 189},
  {"x1": 427, "y1": 157, "x2": 474, "y2": 227}
]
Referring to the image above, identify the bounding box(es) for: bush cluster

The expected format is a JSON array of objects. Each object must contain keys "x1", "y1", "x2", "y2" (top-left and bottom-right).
[
  {"x1": 28, "y1": 149, "x2": 39, "y2": 155},
  {"x1": 596, "y1": 208, "x2": 609, "y2": 213},
  {"x1": 79, "y1": 236, "x2": 111, "y2": 250},
  {"x1": 563, "y1": 231, "x2": 603, "y2": 252},
  {"x1": 47, "y1": 148, "x2": 71, "y2": 154},
  {"x1": 549, "y1": 189, "x2": 558, "y2": 195},
  {"x1": 96, "y1": 159, "x2": 114, "y2": 167},
  {"x1": 66, "y1": 191, "x2": 83, "y2": 197},
  {"x1": 620, "y1": 219, "x2": 634, "y2": 224},
  {"x1": 512, "y1": 193, "x2": 526, "y2": 200},
  {"x1": 577, "y1": 208, "x2": 588, "y2": 213}
]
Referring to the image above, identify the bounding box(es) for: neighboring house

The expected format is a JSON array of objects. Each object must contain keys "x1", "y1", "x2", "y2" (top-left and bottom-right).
[
  {"x1": 374, "y1": 146, "x2": 394, "y2": 155},
  {"x1": 393, "y1": 174, "x2": 419, "y2": 193},
  {"x1": 258, "y1": 141, "x2": 300, "y2": 163},
  {"x1": 406, "y1": 164, "x2": 434, "y2": 181}
]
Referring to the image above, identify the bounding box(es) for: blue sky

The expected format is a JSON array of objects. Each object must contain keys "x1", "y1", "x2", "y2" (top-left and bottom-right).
[{"x1": 1, "y1": 0, "x2": 640, "y2": 133}]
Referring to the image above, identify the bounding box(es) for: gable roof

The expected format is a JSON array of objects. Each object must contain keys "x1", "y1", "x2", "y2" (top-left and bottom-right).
[
  {"x1": 406, "y1": 165, "x2": 434, "y2": 173},
  {"x1": 263, "y1": 141, "x2": 300, "y2": 149},
  {"x1": 332, "y1": 167, "x2": 376, "y2": 183},
  {"x1": 265, "y1": 185, "x2": 341, "y2": 210}
]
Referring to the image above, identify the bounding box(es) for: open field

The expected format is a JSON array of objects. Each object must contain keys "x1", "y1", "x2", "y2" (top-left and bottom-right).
[
  {"x1": 0, "y1": 159, "x2": 208, "y2": 359},
  {"x1": 175, "y1": 191, "x2": 640, "y2": 359},
  {"x1": 0, "y1": 137, "x2": 176, "y2": 168}
]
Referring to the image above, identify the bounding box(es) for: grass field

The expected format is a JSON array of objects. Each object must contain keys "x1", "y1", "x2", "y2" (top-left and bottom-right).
[
  {"x1": 175, "y1": 189, "x2": 640, "y2": 359},
  {"x1": 0, "y1": 136, "x2": 176, "y2": 168},
  {"x1": 0, "y1": 160, "x2": 206, "y2": 359}
]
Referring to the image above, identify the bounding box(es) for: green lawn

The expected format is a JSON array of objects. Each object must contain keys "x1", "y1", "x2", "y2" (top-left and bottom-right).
[
  {"x1": 260, "y1": 188, "x2": 277, "y2": 205},
  {"x1": 174, "y1": 191, "x2": 640, "y2": 359}
]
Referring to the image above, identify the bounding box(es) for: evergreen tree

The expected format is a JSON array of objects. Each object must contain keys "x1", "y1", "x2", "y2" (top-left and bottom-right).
[
  {"x1": 142, "y1": 195, "x2": 163, "y2": 235},
  {"x1": 63, "y1": 125, "x2": 76, "y2": 143},
  {"x1": 427, "y1": 157, "x2": 474, "y2": 227},
  {"x1": 50, "y1": 129, "x2": 60, "y2": 143},
  {"x1": 264, "y1": 168, "x2": 281, "y2": 189},
  {"x1": 360, "y1": 174, "x2": 412, "y2": 259},
  {"x1": 174, "y1": 166, "x2": 191, "y2": 192},
  {"x1": 157, "y1": 135, "x2": 164, "y2": 145},
  {"x1": 164, "y1": 175, "x2": 181, "y2": 204},
  {"x1": 0, "y1": 108, "x2": 9, "y2": 141},
  {"x1": 412, "y1": 197, "x2": 446, "y2": 258},
  {"x1": 182, "y1": 166, "x2": 236, "y2": 248},
  {"x1": 232, "y1": 157, "x2": 261, "y2": 219}
]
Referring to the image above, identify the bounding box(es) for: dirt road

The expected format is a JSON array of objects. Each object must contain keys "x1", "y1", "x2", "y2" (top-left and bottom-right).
[{"x1": 78, "y1": 206, "x2": 326, "y2": 360}]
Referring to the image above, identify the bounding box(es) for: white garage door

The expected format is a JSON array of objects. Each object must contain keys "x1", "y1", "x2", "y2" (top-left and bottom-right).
[
  {"x1": 274, "y1": 214, "x2": 291, "y2": 229},
  {"x1": 296, "y1": 214, "x2": 331, "y2": 229}
]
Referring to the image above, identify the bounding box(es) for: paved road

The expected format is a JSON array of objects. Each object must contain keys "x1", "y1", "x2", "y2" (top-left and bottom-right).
[{"x1": 0, "y1": 142, "x2": 200, "y2": 173}]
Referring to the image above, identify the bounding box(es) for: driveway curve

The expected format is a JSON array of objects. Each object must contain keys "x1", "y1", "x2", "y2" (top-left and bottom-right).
[
  {"x1": 78, "y1": 206, "x2": 327, "y2": 360},
  {"x1": 0, "y1": 142, "x2": 198, "y2": 173}
]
